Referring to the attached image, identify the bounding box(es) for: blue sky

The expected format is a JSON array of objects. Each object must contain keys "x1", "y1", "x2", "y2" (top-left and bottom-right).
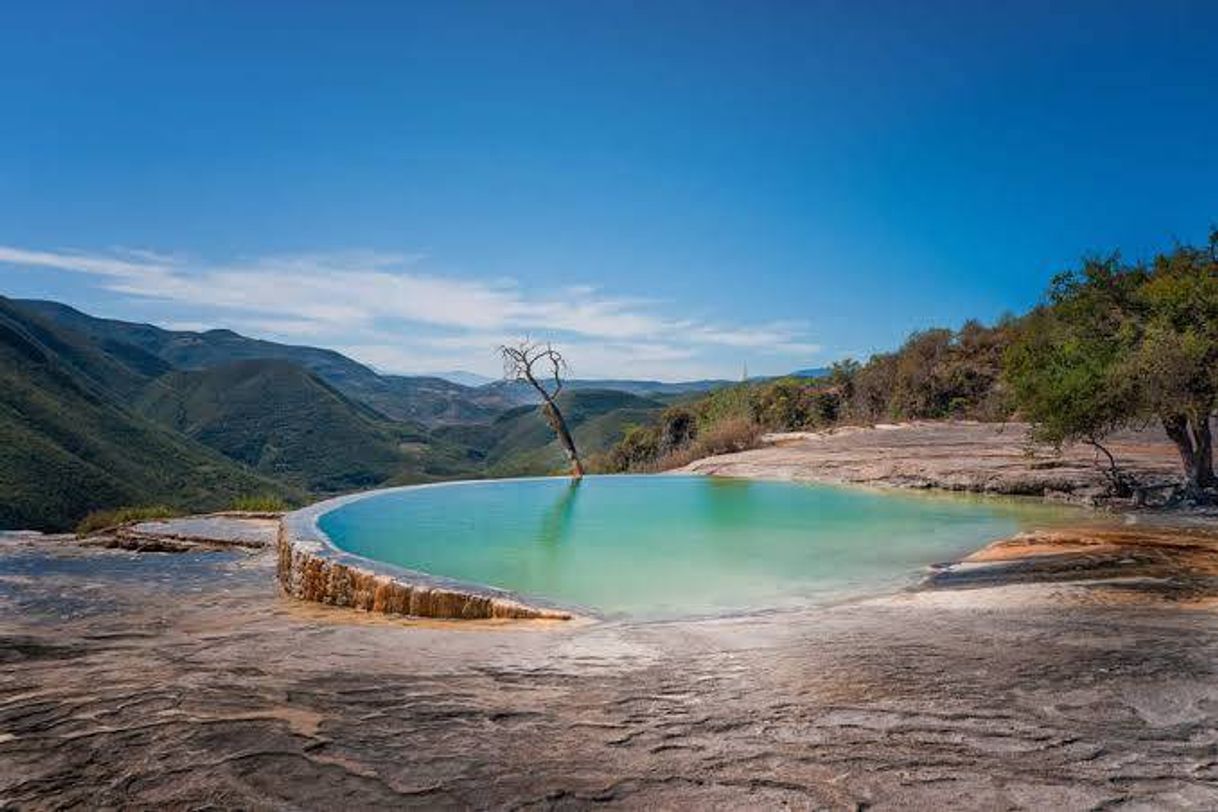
[{"x1": 1, "y1": 1, "x2": 1215, "y2": 379}]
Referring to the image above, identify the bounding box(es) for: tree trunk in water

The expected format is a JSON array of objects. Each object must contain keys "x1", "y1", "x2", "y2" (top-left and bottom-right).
[
  {"x1": 543, "y1": 400, "x2": 584, "y2": 479},
  {"x1": 1162, "y1": 412, "x2": 1215, "y2": 492}
]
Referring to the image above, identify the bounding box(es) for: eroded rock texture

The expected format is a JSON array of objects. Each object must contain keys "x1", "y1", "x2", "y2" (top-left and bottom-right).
[
  {"x1": 82, "y1": 515, "x2": 282, "y2": 552},
  {"x1": 682, "y1": 421, "x2": 1187, "y2": 503},
  {"x1": 1, "y1": 530, "x2": 1216, "y2": 809}
]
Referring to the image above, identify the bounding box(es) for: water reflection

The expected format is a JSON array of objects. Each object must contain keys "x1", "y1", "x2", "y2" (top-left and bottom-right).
[
  {"x1": 537, "y1": 478, "x2": 582, "y2": 548},
  {"x1": 699, "y1": 477, "x2": 755, "y2": 529}
]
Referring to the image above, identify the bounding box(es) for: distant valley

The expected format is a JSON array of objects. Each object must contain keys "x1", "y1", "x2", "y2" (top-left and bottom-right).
[{"x1": 0, "y1": 296, "x2": 778, "y2": 530}]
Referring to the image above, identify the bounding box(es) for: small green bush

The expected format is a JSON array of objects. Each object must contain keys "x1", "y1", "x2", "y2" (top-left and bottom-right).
[
  {"x1": 76, "y1": 505, "x2": 182, "y2": 536},
  {"x1": 656, "y1": 417, "x2": 763, "y2": 470},
  {"x1": 229, "y1": 494, "x2": 290, "y2": 512}
]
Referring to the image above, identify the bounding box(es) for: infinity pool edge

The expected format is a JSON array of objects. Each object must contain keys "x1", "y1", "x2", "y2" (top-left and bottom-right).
[{"x1": 279, "y1": 479, "x2": 576, "y2": 621}]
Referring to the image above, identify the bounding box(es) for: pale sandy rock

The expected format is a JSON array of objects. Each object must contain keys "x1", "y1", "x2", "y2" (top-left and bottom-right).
[
  {"x1": 682, "y1": 420, "x2": 1183, "y2": 503},
  {"x1": 1, "y1": 533, "x2": 1215, "y2": 809}
]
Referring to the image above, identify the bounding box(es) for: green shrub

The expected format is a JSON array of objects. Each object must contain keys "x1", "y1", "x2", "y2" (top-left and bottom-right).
[
  {"x1": 657, "y1": 407, "x2": 697, "y2": 453},
  {"x1": 656, "y1": 417, "x2": 763, "y2": 470},
  {"x1": 696, "y1": 384, "x2": 756, "y2": 429},
  {"x1": 599, "y1": 316, "x2": 1026, "y2": 470},
  {"x1": 601, "y1": 414, "x2": 765, "y2": 473},
  {"x1": 229, "y1": 494, "x2": 290, "y2": 512},
  {"x1": 76, "y1": 505, "x2": 182, "y2": 536},
  {"x1": 598, "y1": 424, "x2": 661, "y2": 473}
]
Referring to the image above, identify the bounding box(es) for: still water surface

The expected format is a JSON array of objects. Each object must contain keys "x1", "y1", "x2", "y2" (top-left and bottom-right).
[{"x1": 319, "y1": 475, "x2": 1074, "y2": 618}]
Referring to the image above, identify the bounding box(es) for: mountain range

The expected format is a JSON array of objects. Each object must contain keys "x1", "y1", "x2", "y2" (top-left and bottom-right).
[
  {"x1": 0, "y1": 298, "x2": 298, "y2": 530},
  {"x1": 1, "y1": 296, "x2": 799, "y2": 531}
]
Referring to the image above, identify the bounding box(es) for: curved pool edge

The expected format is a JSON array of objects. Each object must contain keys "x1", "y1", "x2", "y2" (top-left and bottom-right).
[{"x1": 278, "y1": 479, "x2": 576, "y2": 621}]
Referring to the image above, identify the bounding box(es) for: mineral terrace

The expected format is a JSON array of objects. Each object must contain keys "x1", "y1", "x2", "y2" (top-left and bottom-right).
[{"x1": 681, "y1": 420, "x2": 1187, "y2": 503}]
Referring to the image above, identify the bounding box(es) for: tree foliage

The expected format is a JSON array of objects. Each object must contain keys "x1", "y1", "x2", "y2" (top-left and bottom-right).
[
  {"x1": 603, "y1": 230, "x2": 1218, "y2": 492},
  {"x1": 601, "y1": 320, "x2": 1021, "y2": 472},
  {"x1": 1005, "y1": 233, "x2": 1218, "y2": 493}
]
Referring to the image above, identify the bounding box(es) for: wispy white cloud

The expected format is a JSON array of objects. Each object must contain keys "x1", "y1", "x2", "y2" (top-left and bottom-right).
[
  {"x1": 0, "y1": 244, "x2": 823, "y2": 378},
  {"x1": 0, "y1": 245, "x2": 176, "y2": 281}
]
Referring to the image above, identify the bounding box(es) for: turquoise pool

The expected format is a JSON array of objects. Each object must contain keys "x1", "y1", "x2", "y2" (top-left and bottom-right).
[{"x1": 317, "y1": 475, "x2": 1072, "y2": 619}]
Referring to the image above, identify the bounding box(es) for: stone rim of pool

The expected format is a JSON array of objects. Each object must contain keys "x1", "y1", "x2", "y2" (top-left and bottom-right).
[
  {"x1": 280, "y1": 475, "x2": 1077, "y2": 622},
  {"x1": 280, "y1": 477, "x2": 578, "y2": 621}
]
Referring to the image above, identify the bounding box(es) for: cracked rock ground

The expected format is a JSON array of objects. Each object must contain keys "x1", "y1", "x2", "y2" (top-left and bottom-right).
[{"x1": 1, "y1": 513, "x2": 1216, "y2": 810}]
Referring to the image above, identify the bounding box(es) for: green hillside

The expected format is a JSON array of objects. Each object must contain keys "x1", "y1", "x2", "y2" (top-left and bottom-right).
[
  {"x1": 0, "y1": 297, "x2": 733, "y2": 530},
  {"x1": 0, "y1": 298, "x2": 297, "y2": 531},
  {"x1": 438, "y1": 389, "x2": 667, "y2": 477},
  {"x1": 137, "y1": 360, "x2": 481, "y2": 492},
  {"x1": 18, "y1": 300, "x2": 733, "y2": 423},
  {"x1": 17, "y1": 299, "x2": 383, "y2": 388},
  {"x1": 17, "y1": 299, "x2": 514, "y2": 426},
  {"x1": 367, "y1": 375, "x2": 503, "y2": 425}
]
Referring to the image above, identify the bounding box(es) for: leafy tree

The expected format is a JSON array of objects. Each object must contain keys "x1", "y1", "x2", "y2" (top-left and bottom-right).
[
  {"x1": 1006, "y1": 234, "x2": 1218, "y2": 495},
  {"x1": 1004, "y1": 305, "x2": 1139, "y2": 493},
  {"x1": 754, "y1": 378, "x2": 812, "y2": 429},
  {"x1": 657, "y1": 406, "x2": 697, "y2": 453},
  {"x1": 603, "y1": 424, "x2": 661, "y2": 472},
  {"x1": 847, "y1": 352, "x2": 899, "y2": 421},
  {"x1": 1129, "y1": 235, "x2": 1218, "y2": 489},
  {"x1": 890, "y1": 328, "x2": 955, "y2": 418}
]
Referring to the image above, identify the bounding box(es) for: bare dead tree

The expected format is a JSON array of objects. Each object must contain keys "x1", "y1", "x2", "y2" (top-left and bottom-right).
[{"x1": 499, "y1": 340, "x2": 584, "y2": 479}]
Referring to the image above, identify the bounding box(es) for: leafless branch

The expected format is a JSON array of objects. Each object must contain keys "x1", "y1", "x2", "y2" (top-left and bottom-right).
[
  {"x1": 498, "y1": 338, "x2": 584, "y2": 479},
  {"x1": 499, "y1": 339, "x2": 568, "y2": 401}
]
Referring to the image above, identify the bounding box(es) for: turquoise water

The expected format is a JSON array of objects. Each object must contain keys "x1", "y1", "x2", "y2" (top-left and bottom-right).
[{"x1": 318, "y1": 475, "x2": 1072, "y2": 619}]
